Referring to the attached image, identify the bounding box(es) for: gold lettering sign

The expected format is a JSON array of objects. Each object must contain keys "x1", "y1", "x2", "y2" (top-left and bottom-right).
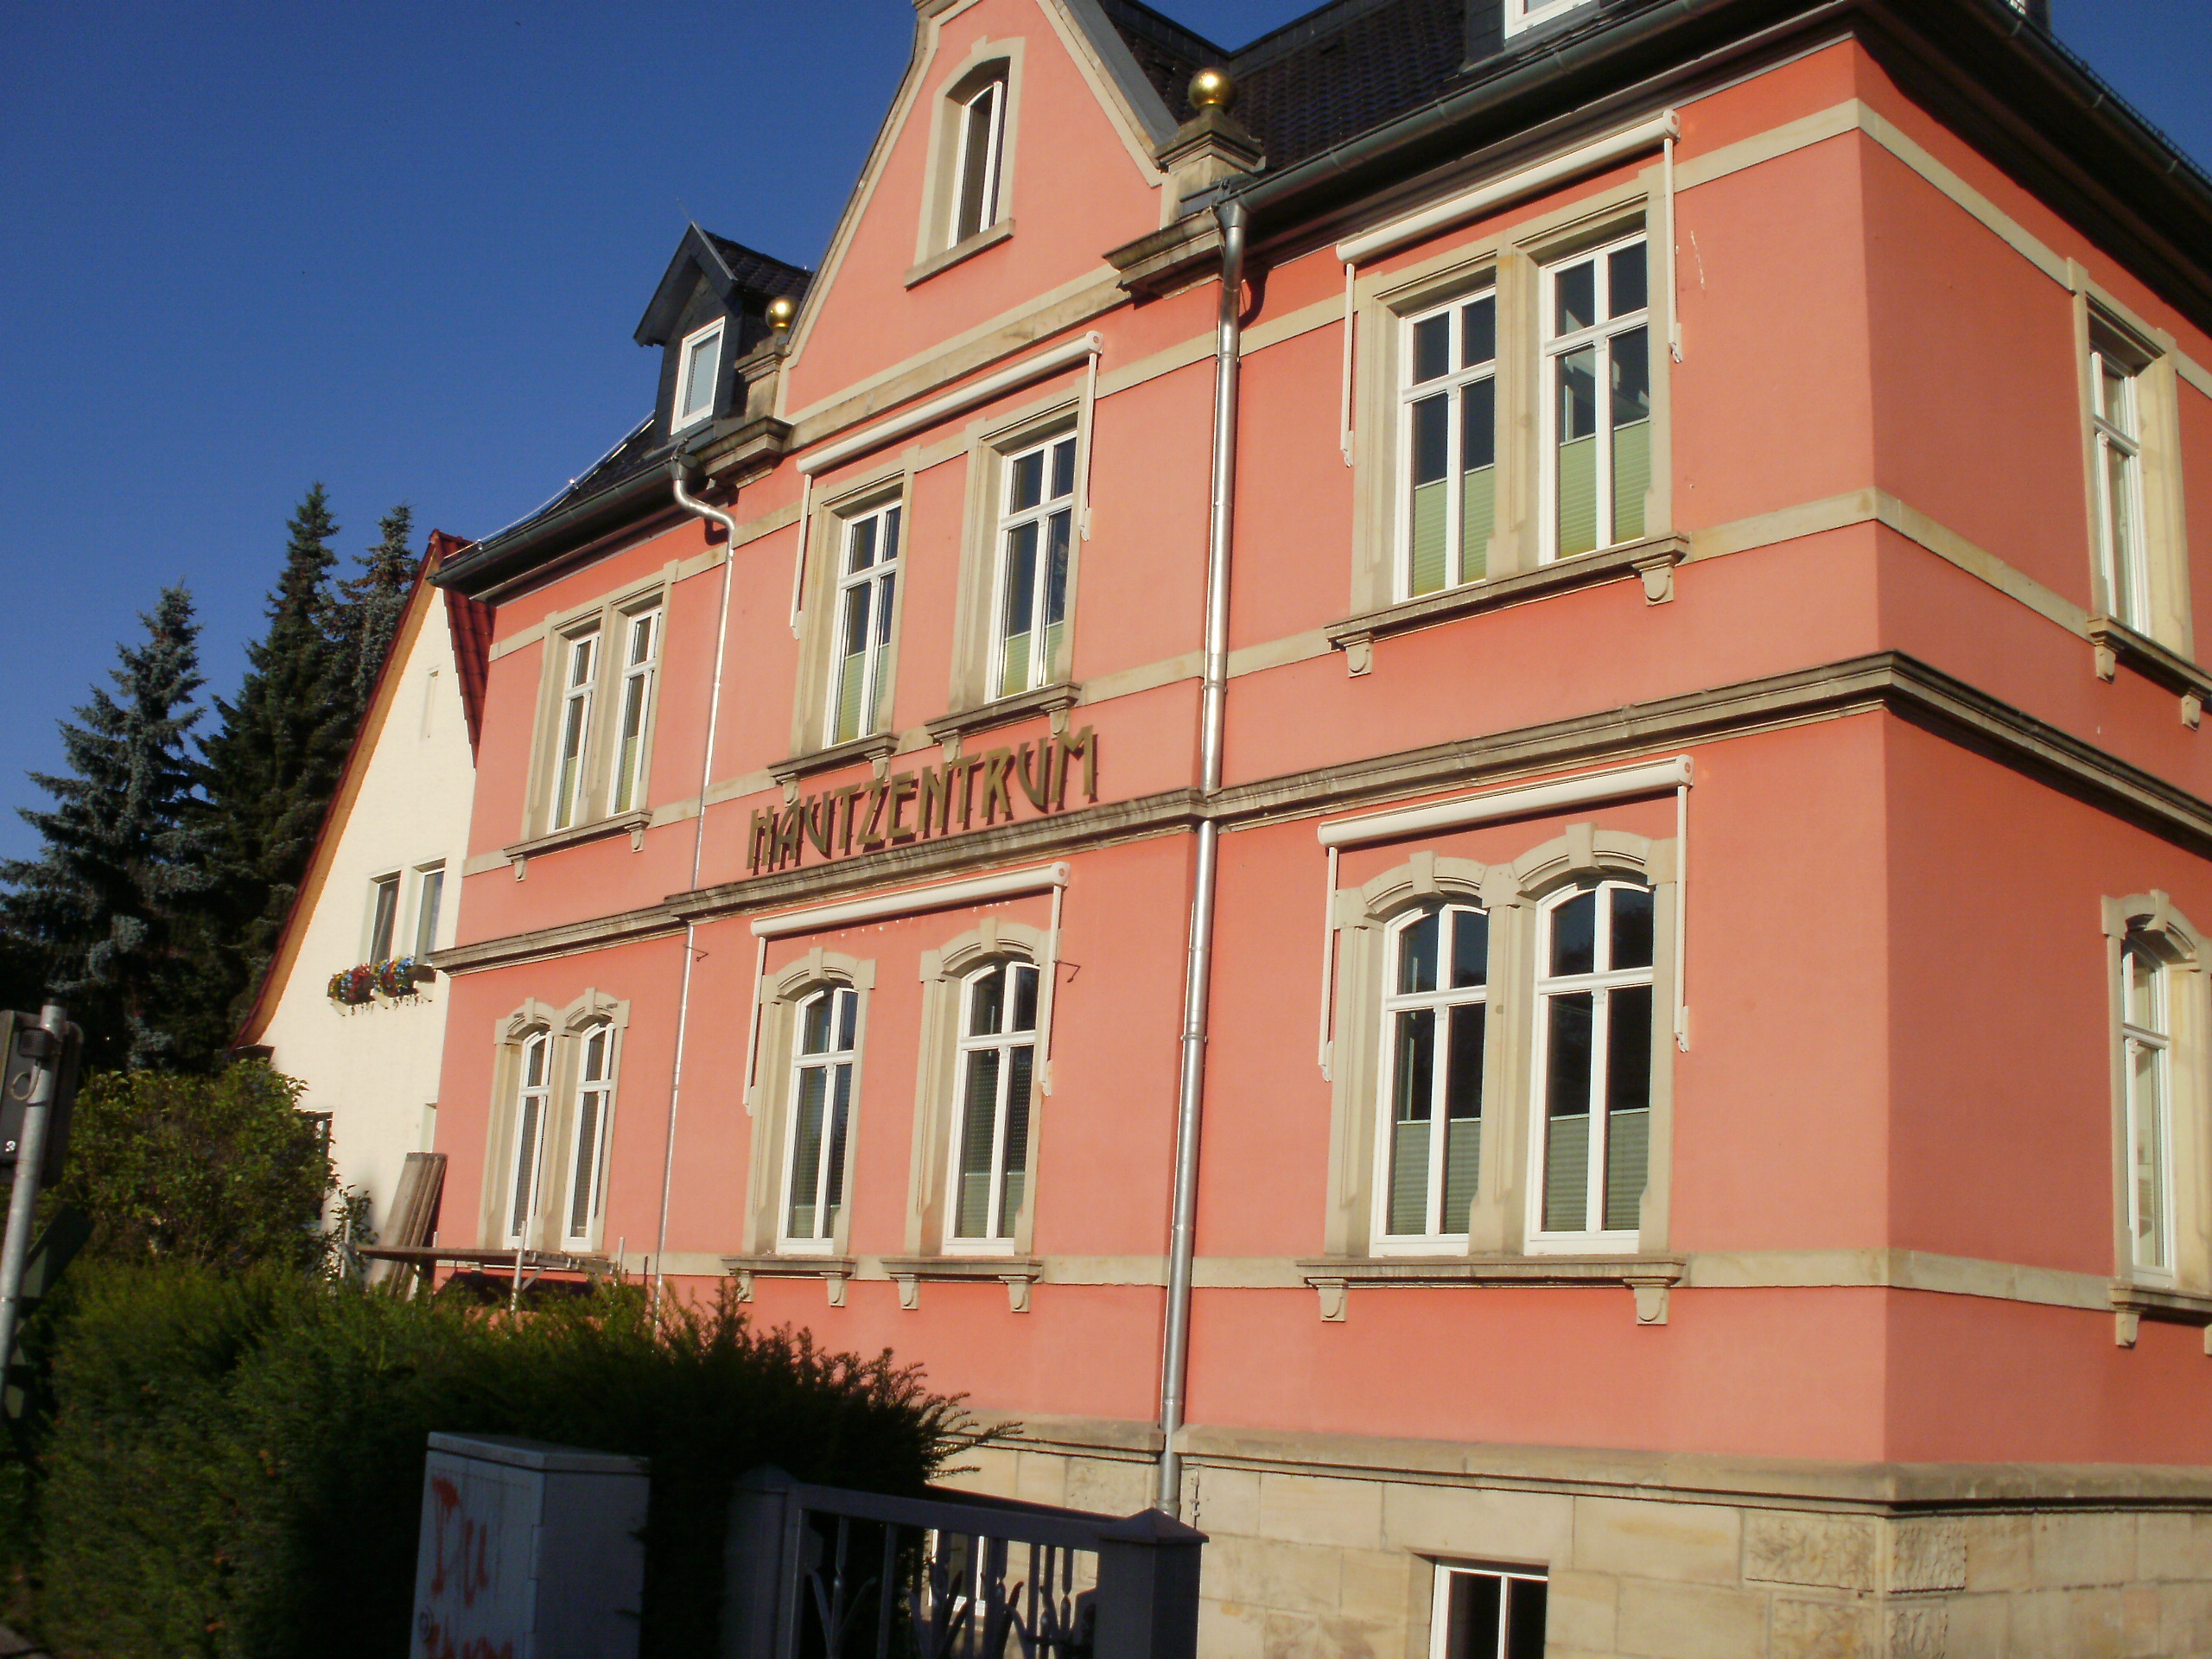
[{"x1": 747, "y1": 727, "x2": 1098, "y2": 874}]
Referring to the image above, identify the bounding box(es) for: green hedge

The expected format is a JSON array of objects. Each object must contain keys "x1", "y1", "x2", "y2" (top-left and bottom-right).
[{"x1": 30, "y1": 1265, "x2": 967, "y2": 1659}]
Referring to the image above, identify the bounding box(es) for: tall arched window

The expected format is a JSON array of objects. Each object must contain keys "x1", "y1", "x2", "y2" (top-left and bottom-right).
[
  {"x1": 951, "y1": 961, "x2": 1038, "y2": 1244},
  {"x1": 2122, "y1": 932, "x2": 2176, "y2": 1278},
  {"x1": 1532, "y1": 881, "x2": 1655, "y2": 1242},
  {"x1": 949, "y1": 70, "x2": 1007, "y2": 246},
  {"x1": 1376, "y1": 905, "x2": 1488, "y2": 1244},
  {"x1": 782, "y1": 987, "x2": 858, "y2": 1248},
  {"x1": 563, "y1": 1021, "x2": 616, "y2": 1249},
  {"x1": 506, "y1": 1031, "x2": 551, "y2": 1247}
]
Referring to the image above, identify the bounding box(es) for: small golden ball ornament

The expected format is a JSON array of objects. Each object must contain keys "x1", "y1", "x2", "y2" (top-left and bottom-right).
[
  {"x1": 1188, "y1": 67, "x2": 1236, "y2": 112},
  {"x1": 766, "y1": 296, "x2": 797, "y2": 331}
]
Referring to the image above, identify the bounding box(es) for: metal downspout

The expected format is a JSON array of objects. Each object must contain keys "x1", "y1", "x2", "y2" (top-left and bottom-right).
[
  {"x1": 653, "y1": 459, "x2": 741, "y2": 1301},
  {"x1": 1157, "y1": 199, "x2": 1246, "y2": 1516}
]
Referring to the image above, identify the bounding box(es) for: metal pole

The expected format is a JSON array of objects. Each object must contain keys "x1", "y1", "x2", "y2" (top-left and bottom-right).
[
  {"x1": 1156, "y1": 200, "x2": 1246, "y2": 1516},
  {"x1": 0, "y1": 1006, "x2": 67, "y2": 1387}
]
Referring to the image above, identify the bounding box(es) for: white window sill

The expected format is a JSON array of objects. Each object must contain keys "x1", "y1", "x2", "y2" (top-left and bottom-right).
[
  {"x1": 905, "y1": 219, "x2": 1014, "y2": 289},
  {"x1": 925, "y1": 683, "x2": 1079, "y2": 748},
  {"x1": 2110, "y1": 1280, "x2": 2212, "y2": 1350},
  {"x1": 768, "y1": 732, "x2": 899, "y2": 786},
  {"x1": 882, "y1": 1254, "x2": 1041, "y2": 1313},
  {"x1": 722, "y1": 1252, "x2": 855, "y2": 1307},
  {"x1": 2088, "y1": 614, "x2": 2212, "y2": 728},
  {"x1": 503, "y1": 809, "x2": 652, "y2": 875},
  {"x1": 1300, "y1": 1253, "x2": 1684, "y2": 1325}
]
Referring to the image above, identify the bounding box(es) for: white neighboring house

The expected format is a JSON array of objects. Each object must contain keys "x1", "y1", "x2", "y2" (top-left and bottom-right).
[{"x1": 237, "y1": 532, "x2": 481, "y2": 1243}]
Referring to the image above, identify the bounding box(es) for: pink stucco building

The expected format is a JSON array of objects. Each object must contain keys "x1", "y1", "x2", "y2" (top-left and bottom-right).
[{"x1": 426, "y1": 0, "x2": 2212, "y2": 1649}]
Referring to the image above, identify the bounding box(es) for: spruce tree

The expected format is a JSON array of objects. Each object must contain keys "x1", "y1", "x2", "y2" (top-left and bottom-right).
[
  {"x1": 198, "y1": 484, "x2": 354, "y2": 1033},
  {"x1": 0, "y1": 587, "x2": 208, "y2": 1069},
  {"x1": 335, "y1": 502, "x2": 416, "y2": 720}
]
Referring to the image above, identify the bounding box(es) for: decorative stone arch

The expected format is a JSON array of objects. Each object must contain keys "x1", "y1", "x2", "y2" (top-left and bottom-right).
[
  {"x1": 2102, "y1": 893, "x2": 2212, "y2": 1335},
  {"x1": 902, "y1": 921, "x2": 1053, "y2": 1276},
  {"x1": 741, "y1": 950, "x2": 877, "y2": 1262}
]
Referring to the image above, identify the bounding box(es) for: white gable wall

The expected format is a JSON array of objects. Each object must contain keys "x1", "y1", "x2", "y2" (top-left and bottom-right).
[{"x1": 256, "y1": 597, "x2": 475, "y2": 1238}]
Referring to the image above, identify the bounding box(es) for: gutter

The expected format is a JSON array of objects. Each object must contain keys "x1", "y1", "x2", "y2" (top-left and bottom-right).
[{"x1": 434, "y1": 454, "x2": 674, "y2": 598}]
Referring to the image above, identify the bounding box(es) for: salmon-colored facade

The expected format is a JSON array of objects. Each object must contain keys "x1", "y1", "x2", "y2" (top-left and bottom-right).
[{"x1": 429, "y1": 1, "x2": 2212, "y2": 1650}]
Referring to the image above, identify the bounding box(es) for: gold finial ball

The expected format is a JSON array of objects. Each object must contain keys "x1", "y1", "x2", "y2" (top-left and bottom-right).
[
  {"x1": 1188, "y1": 67, "x2": 1236, "y2": 112},
  {"x1": 766, "y1": 296, "x2": 796, "y2": 330}
]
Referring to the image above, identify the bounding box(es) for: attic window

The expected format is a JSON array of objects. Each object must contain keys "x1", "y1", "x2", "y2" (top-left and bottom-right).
[
  {"x1": 1504, "y1": 0, "x2": 1593, "y2": 35},
  {"x1": 676, "y1": 320, "x2": 724, "y2": 431},
  {"x1": 950, "y1": 70, "x2": 1007, "y2": 246}
]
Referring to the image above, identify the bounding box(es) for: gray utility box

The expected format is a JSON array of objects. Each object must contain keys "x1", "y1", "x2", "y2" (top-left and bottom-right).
[{"x1": 411, "y1": 1433, "x2": 650, "y2": 1659}]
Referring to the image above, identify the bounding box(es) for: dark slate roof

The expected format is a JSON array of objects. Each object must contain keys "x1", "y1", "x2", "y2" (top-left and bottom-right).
[{"x1": 701, "y1": 232, "x2": 813, "y2": 302}]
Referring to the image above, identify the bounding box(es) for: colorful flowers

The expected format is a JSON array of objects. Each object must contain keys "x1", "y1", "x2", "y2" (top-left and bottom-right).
[{"x1": 327, "y1": 958, "x2": 434, "y2": 1007}]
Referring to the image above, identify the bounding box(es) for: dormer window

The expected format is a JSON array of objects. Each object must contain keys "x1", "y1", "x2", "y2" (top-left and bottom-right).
[
  {"x1": 1504, "y1": 0, "x2": 1593, "y2": 35},
  {"x1": 950, "y1": 70, "x2": 1007, "y2": 246},
  {"x1": 675, "y1": 319, "x2": 723, "y2": 431}
]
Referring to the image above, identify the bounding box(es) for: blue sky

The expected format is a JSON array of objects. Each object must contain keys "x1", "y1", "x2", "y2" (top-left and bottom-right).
[{"x1": 1, "y1": 2, "x2": 2206, "y2": 862}]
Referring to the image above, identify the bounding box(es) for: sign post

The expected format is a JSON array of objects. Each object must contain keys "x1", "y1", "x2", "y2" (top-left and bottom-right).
[{"x1": 0, "y1": 1006, "x2": 80, "y2": 1390}]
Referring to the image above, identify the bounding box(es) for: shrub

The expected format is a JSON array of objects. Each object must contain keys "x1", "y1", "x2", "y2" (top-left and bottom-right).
[
  {"x1": 34, "y1": 1265, "x2": 968, "y2": 1659},
  {"x1": 49, "y1": 1062, "x2": 336, "y2": 1273}
]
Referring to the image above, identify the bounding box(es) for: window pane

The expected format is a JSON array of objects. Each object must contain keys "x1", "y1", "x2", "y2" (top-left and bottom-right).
[
  {"x1": 569, "y1": 1096, "x2": 601, "y2": 1236},
  {"x1": 787, "y1": 1067, "x2": 827, "y2": 1237},
  {"x1": 2107, "y1": 441, "x2": 2140, "y2": 625},
  {"x1": 1551, "y1": 893, "x2": 1596, "y2": 977},
  {"x1": 2101, "y1": 358, "x2": 2132, "y2": 434},
  {"x1": 1011, "y1": 963, "x2": 1039, "y2": 1033},
  {"x1": 1388, "y1": 1009, "x2": 1434, "y2": 1235},
  {"x1": 568, "y1": 635, "x2": 595, "y2": 688},
  {"x1": 1412, "y1": 314, "x2": 1450, "y2": 384},
  {"x1": 1543, "y1": 994, "x2": 1594, "y2": 1232},
  {"x1": 956, "y1": 84, "x2": 997, "y2": 242},
  {"x1": 1010, "y1": 448, "x2": 1046, "y2": 513},
  {"x1": 683, "y1": 334, "x2": 717, "y2": 419},
  {"x1": 1043, "y1": 511, "x2": 1071, "y2": 629},
  {"x1": 524, "y1": 1038, "x2": 546, "y2": 1089},
  {"x1": 956, "y1": 1048, "x2": 1001, "y2": 1237},
  {"x1": 1611, "y1": 327, "x2": 1651, "y2": 543},
  {"x1": 846, "y1": 514, "x2": 878, "y2": 574},
  {"x1": 614, "y1": 673, "x2": 649, "y2": 810},
  {"x1": 1051, "y1": 437, "x2": 1077, "y2": 500},
  {"x1": 1605, "y1": 987, "x2": 1654, "y2": 1232},
  {"x1": 1398, "y1": 911, "x2": 1440, "y2": 995},
  {"x1": 822, "y1": 1063, "x2": 852, "y2": 1228},
  {"x1": 1443, "y1": 1572, "x2": 1502, "y2": 1659},
  {"x1": 1409, "y1": 394, "x2": 1451, "y2": 596},
  {"x1": 801, "y1": 994, "x2": 833, "y2": 1055},
  {"x1": 371, "y1": 878, "x2": 398, "y2": 961},
  {"x1": 880, "y1": 505, "x2": 903, "y2": 563},
  {"x1": 999, "y1": 1043, "x2": 1033, "y2": 1236},
  {"x1": 1609, "y1": 886, "x2": 1655, "y2": 971},
  {"x1": 1609, "y1": 242, "x2": 1648, "y2": 317},
  {"x1": 2133, "y1": 1039, "x2": 2169, "y2": 1270},
  {"x1": 1443, "y1": 1004, "x2": 1485, "y2": 1233},
  {"x1": 834, "y1": 584, "x2": 872, "y2": 744},
  {"x1": 1462, "y1": 295, "x2": 1497, "y2": 367},
  {"x1": 511, "y1": 1096, "x2": 540, "y2": 1236},
  {"x1": 582, "y1": 1028, "x2": 609, "y2": 1084},
  {"x1": 414, "y1": 869, "x2": 443, "y2": 957},
  {"x1": 1556, "y1": 347, "x2": 1599, "y2": 558},
  {"x1": 2126, "y1": 945, "x2": 2161, "y2": 1033},
  {"x1": 1555, "y1": 261, "x2": 1596, "y2": 334},
  {"x1": 1450, "y1": 908, "x2": 1488, "y2": 988},
  {"x1": 836, "y1": 988, "x2": 857, "y2": 1052},
  {"x1": 969, "y1": 966, "x2": 1006, "y2": 1037},
  {"x1": 627, "y1": 612, "x2": 656, "y2": 667},
  {"x1": 1504, "y1": 1579, "x2": 1548, "y2": 1659}
]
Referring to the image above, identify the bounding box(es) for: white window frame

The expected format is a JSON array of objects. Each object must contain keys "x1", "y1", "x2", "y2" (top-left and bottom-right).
[
  {"x1": 988, "y1": 431, "x2": 1078, "y2": 700},
  {"x1": 412, "y1": 863, "x2": 445, "y2": 960},
  {"x1": 1429, "y1": 1564, "x2": 1548, "y2": 1659},
  {"x1": 366, "y1": 872, "x2": 401, "y2": 962},
  {"x1": 550, "y1": 628, "x2": 600, "y2": 831},
  {"x1": 2090, "y1": 326, "x2": 2151, "y2": 630},
  {"x1": 944, "y1": 960, "x2": 1040, "y2": 1254},
  {"x1": 1539, "y1": 230, "x2": 1653, "y2": 564},
  {"x1": 2122, "y1": 936, "x2": 2178, "y2": 1284},
  {"x1": 609, "y1": 606, "x2": 661, "y2": 815},
  {"x1": 1525, "y1": 880, "x2": 1657, "y2": 1253},
  {"x1": 948, "y1": 74, "x2": 1007, "y2": 248},
  {"x1": 1371, "y1": 904, "x2": 1491, "y2": 1252},
  {"x1": 825, "y1": 499, "x2": 904, "y2": 747},
  {"x1": 779, "y1": 985, "x2": 859, "y2": 1255},
  {"x1": 505, "y1": 1030, "x2": 552, "y2": 1248},
  {"x1": 562, "y1": 1020, "x2": 618, "y2": 1251},
  {"x1": 1395, "y1": 286, "x2": 1499, "y2": 600},
  {"x1": 675, "y1": 319, "x2": 724, "y2": 432},
  {"x1": 1503, "y1": 0, "x2": 1593, "y2": 35}
]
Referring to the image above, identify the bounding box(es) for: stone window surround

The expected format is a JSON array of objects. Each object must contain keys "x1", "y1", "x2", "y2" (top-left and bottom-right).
[
  {"x1": 1312, "y1": 831, "x2": 1680, "y2": 1323},
  {"x1": 481, "y1": 989, "x2": 631, "y2": 1256},
  {"x1": 912, "y1": 37, "x2": 1024, "y2": 272},
  {"x1": 736, "y1": 950, "x2": 878, "y2": 1274},
  {"x1": 944, "y1": 398, "x2": 1089, "y2": 722},
  {"x1": 2074, "y1": 285, "x2": 2192, "y2": 662},
  {"x1": 2102, "y1": 891, "x2": 2212, "y2": 1346},
  {"x1": 1346, "y1": 188, "x2": 1675, "y2": 632},
  {"x1": 895, "y1": 918, "x2": 1054, "y2": 1310},
  {"x1": 512, "y1": 569, "x2": 673, "y2": 849},
  {"x1": 786, "y1": 466, "x2": 915, "y2": 772}
]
